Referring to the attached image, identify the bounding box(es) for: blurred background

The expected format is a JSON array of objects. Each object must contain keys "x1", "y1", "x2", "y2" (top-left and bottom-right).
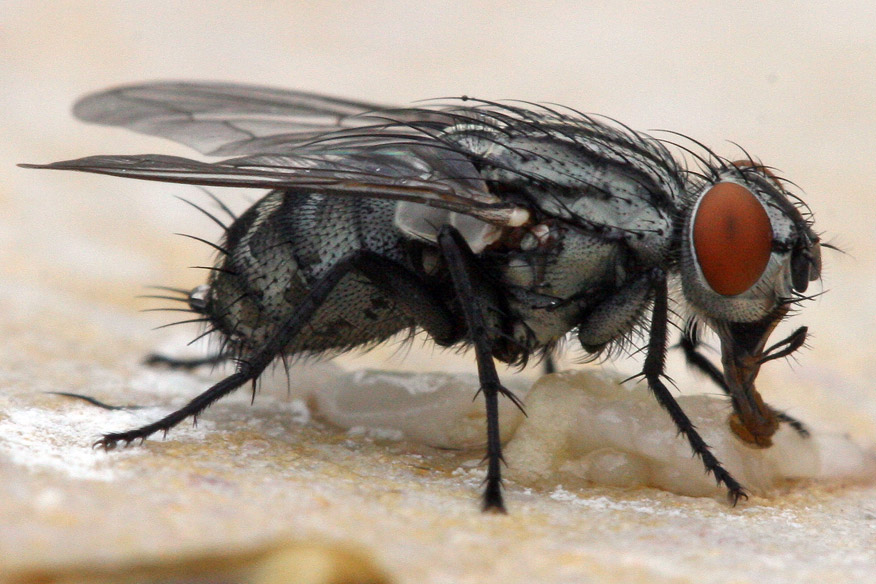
[{"x1": 2, "y1": 1, "x2": 875, "y2": 440}]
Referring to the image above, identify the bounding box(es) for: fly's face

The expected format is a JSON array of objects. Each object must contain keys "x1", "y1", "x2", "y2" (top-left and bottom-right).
[{"x1": 680, "y1": 161, "x2": 822, "y2": 447}]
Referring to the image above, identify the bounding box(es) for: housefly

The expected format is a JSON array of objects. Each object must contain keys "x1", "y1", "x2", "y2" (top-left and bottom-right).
[{"x1": 23, "y1": 82, "x2": 824, "y2": 512}]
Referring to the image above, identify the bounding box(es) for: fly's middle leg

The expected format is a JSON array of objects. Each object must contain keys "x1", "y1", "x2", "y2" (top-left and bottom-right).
[{"x1": 438, "y1": 225, "x2": 524, "y2": 513}]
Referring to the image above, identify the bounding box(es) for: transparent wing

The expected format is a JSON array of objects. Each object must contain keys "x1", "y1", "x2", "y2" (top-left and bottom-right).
[
  {"x1": 29, "y1": 83, "x2": 535, "y2": 235},
  {"x1": 72, "y1": 81, "x2": 413, "y2": 156},
  {"x1": 21, "y1": 145, "x2": 527, "y2": 228}
]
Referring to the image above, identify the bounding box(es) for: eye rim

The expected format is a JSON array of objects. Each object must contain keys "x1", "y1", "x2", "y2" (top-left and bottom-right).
[
  {"x1": 729, "y1": 159, "x2": 782, "y2": 186},
  {"x1": 691, "y1": 180, "x2": 774, "y2": 297}
]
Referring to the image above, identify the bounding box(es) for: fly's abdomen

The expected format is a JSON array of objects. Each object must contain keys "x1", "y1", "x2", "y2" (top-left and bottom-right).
[{"x1": 205, "y1": 191, "x2": 415, "y2": 354}]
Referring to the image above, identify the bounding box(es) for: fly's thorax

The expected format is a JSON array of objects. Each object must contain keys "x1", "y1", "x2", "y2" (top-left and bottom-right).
[
  {"x1": 498, "y1": 225, "x2": 636, "y2": 350},
  {"x1": 561, "y1": 188, "x2": 675, "y2": 264},
  {"x1": 441, "y1": 116, "x2": 682, "y2": 266},
  {"x1": 679, "y1": 165, "x2": 821, "y2": 323},
  {"x1": 533, "y1": 226, "x2": 622, "y2": 293}
]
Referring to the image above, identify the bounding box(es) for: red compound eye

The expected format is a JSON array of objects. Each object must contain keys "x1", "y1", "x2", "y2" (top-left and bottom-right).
[{"x1": 693, "y1": 182, "x2": 773, "y2": 296}]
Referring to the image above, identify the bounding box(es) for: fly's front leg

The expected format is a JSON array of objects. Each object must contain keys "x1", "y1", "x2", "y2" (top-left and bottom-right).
[
  {"x1": 678, "y1": 323, "x2": 810, "y2": 438},
  {"x1": 437, "y1": 225, "x2": 518, "y2": 513},
  {"x1": 644, "y1": 272, "x2": 747, "y2": 504},
  {"x1": 573, "y1": 272, "x2": 744, "y2": 500}
]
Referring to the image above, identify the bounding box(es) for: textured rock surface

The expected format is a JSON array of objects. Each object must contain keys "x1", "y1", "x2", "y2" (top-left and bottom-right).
[
  {"x1": 3, "y1": 330, "x2": 876, "y2": 584},
  {"x1": 5, "y1": 4, "x2": 876, "y2": 582}
]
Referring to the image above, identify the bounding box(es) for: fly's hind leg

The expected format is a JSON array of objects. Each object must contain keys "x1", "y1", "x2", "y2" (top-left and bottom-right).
[
  {"x1": 143, "y1": 352, "x2": 231, "y2": 370},
  {"x1": 98, "y1": 250, "x2": 460, "y2": 449}
]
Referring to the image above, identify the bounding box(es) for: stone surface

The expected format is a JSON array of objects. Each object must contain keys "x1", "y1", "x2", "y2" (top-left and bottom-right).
[
  {"x1": 4, "y1": 4, "x2": 876, "y2": 583},
  {"x1": 504, "y1": 370, "x2": 874, "y2": 498}
]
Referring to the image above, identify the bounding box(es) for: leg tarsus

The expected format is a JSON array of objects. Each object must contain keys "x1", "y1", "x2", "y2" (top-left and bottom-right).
[
  {"x1": 775, "y1": 411, "x2": 811, "y2": 438},
  {"x1": 48, "y1": 391, "x2": 145, "y2": 411},
  {"x1": 647, "y1": 374, "x2": 748, "y2": 502},
  {"x1": 94, "y1": 369, "x2": 254, "y2": 449},
  {"x1": 482, "y1": 468, "x2": 507, "y2": 513}
]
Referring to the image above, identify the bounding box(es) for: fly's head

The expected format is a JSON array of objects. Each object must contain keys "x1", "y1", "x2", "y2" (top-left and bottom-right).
[{"x1": 679, "y1": 160, "x2": 822, "y2": 447}]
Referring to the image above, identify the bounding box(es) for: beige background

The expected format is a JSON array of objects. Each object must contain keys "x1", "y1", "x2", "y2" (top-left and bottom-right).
[{"x1": 2, "y1": 2, "x2": 876, "y2": 582}]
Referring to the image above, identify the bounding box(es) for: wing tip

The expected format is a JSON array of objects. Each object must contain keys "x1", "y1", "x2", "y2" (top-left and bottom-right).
[{"x1": 71, "y1": 80, "x2": 187, "y2": 123}]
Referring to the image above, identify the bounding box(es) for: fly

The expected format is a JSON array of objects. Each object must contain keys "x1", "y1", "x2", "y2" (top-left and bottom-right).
[{"x1": 22, "y1": 82, "x2": 825, "y2": 512}]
